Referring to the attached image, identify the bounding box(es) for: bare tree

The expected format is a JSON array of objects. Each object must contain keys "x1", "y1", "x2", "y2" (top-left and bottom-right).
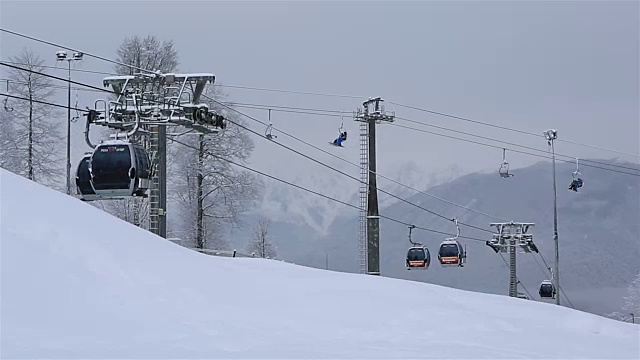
[
  {"x1": 114, "y1": 35, "x2": 178, "y2": 75},
  {"x1": 168, "y1": 85, "x2": 262, "y2": 250},
  {"x1": 1, "y1": 49, "x2": 63, "y2": 188},
  {"x1": 102, "y1": 197, "x2": 150, "y2": 228},
  {"x1": 246, "y1": 216, "x2": 277, "y2": 259},
  {"x1": 621, "y1": 272, "x2": 640, "y2": 316},
  {"x1": 607, "y1": 271, "x2": 640, "y2": 323},
  {"x1": 0, "y1": 109, "x2": 22, "y2": 171}
]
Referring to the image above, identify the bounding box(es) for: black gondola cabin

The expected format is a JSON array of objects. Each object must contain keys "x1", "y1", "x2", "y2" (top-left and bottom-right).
[
  {"x1": 539, "y1": 280, "x2": 556, "y2": 299},
  {"x1": 89, "y1": 140, "x2": 151, "y2": 198},
  {"x1": 75, "y1": 153, "x2": 96, "y2": 199}
]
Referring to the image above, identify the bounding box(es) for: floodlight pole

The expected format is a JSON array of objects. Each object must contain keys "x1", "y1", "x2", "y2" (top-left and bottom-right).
[
  {"x1": 66, "y1": 60, "x2": 71, "y2": 194},
  {"x1": 545, "y1": 129, "x2": 561, "y2": 306},
  {"x1": 56, "y1": 51, "x2": 82, "y2": 195}
]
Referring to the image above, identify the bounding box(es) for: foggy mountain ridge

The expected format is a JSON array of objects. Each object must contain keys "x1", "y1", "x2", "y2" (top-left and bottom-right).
[
  {"x1": 246, "y1": 161, "x2": 465, "y2": 235},
  {"x1": 230, "y1": 158, "x2": 639, "y2": 316}
]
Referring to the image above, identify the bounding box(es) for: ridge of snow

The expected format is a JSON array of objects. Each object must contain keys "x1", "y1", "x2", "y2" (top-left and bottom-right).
[{"x1": 1, "y1": 167, "x2": 638, "y2": 358}]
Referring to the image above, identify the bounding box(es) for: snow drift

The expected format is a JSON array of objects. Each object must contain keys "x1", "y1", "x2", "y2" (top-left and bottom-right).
[{"x1": 1, "y1": 168, "x2": 638, "y2": 359}]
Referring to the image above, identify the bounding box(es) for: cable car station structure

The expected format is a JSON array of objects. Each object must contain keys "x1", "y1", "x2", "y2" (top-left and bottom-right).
[{"x1": 75, "y1": 71, "x2": 226, "y2": 238}]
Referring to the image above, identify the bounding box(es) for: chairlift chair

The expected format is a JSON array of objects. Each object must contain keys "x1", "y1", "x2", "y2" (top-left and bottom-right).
[
  {"x1": 499, "y1": 148, "x2": 514, "y2": 178},
  {"x1": 568, "y1": 158, "x2": 583, "y2": 192},
  {"x1": 265, "y1": 123, "x2": 277, "y2": 140},
  {"x1": 265, "y1": 109, "x2": 277, "y2": 140},
  {"x1": 330, "y1": 116, "x2": 347, "y2": 147},
  {"x1": 3, "y1": 80, "x2": 13, "y2": 112},
  {"x1": 89, "y1": 139, "x2": 151, "y2": 198}
]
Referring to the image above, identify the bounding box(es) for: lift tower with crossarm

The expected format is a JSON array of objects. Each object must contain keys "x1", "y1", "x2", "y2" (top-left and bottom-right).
[
  {"x1": 83, "y1": 72, "x2": 226, "y2": 238},
  {"x1": 353, "y1": 97, "x2": 395, "y2": 275}
]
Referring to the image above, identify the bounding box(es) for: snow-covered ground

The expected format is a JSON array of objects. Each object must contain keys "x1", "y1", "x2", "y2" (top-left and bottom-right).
[{"x1": 1, "y1": 168, "x2": 638, "y2": 359}]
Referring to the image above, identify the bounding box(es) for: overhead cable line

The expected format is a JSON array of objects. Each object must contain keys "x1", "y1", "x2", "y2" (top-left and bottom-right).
[
  {"x1": 387, "y1": 100, "x2": 639, "y2": 159},
  {"x1": 191, "y1": 100, "x2": 639, "y2": 174},
  {"x1": 1, "y1": 60, "x2": 364, "y2": 98},
  {"x1": 210, "y1": 102, "x2": 505, "y2": 222},
  {"x1": 0, "y1": 60, "x2": 116, "y2": 76},
  {"x1": 210, "y1": 83, "x2": 365, "y2": 99},
  {"x1": 395, "y1": 116, "x2": 639, "y2": 173},
  {"x1": 0, "y1": 61, "x2": 503, "y2": 228},
  {"x1": 0, "y1": 62, "x2": 113, "y2": 94},
  {"x1": 0, "y1": 62, "x2": 501, "y2": 232},
  {"x1": 389, "y1": 122, "x2": 640, "y2": 177},
  {"x1": 202, "y1": 93, "x2": 495, "y2": 234},
  {"x1": 0, "y1": 93, "x2": 85, "y2": 112},
  {"x1": 168, "y1": 137, "x2": 488, "y2": 242},
  {"x1": 3, "y1": 67, "x2": 638, "y2": 175},
  {"x1": 0, "y1": 28, "x2": 157, "y2": 76},
  {"x1": 1, "y1": 26, "x2": 635, "y2": 159},
  {"x1": 0, "y1": 77, "x2": 106, "y2": 94}
]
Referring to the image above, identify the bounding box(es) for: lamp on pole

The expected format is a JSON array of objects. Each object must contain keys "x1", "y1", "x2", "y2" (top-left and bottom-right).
[
  {"x1": 56, "y1": 50, "x2": 83, "y2": 195},
  {"x1": 544, "y1": 129, "x2": 560, "y2": 306}
]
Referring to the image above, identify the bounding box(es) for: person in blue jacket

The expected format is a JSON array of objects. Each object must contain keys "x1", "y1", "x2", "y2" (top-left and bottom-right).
[{"x1": 332, "y1": 130, "x2": 347, "y2": 146}]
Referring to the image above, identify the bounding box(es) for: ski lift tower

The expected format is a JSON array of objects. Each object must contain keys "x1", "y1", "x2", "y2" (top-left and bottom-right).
[
  {"x1": 487, "y1": 222, "x2": 538, "y2": 297},
  {"x1": 86, "y1": 71, "x2": 226, "y2": 238},
  {"x1": 353, "y1": 97, "x2": 395, "y2": 276}
]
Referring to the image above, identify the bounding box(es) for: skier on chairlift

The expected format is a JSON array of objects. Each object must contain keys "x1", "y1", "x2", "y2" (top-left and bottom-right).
[
  {"x1": 568, "y1": 158, "x2": 584, "y2": 192},
  {"x1": 569, "y1": 177, "x2": 583, "y2": 192},
  {"x1": 332, "y1": 130, "x2": 347, "y2": 147}
]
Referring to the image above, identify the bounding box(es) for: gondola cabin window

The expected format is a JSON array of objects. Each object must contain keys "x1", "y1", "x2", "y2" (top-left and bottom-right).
[
  {"x1": 408, "y1": 248, "x2": 426, "y2": 260},
  {"x1": 91, "y1": 145, "x2": 132, "y2": 191},
  {"x1": 439, "y1": 243, "x2": 460, "y2": 257}
]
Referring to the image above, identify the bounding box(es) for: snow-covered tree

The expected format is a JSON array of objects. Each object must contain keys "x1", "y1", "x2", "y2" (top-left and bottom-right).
[
  {"x1": 0, "y1": 110, "x2": 22, "y2": 171},
  {"x1": 0, "y1": 49, "x2": 63, "y2": 188},
  {"x1": 168, "y1": 86, "x2": 262, "y2": 250},
  {"x1": 622, "y1": 272, "x2": 640, "y2": 315},
  {"x1": 607, "y1": 271, "x2": 640, "y2": 323},
  {"x1": 114, "y1": 35, "x2": 178, "y2": 75},
  {"x1": 246, "y1": 216, "x2": 277, "y2": 259},
  {"x1": 102, "y1": 197, "x2": 149, "y2": 228}
]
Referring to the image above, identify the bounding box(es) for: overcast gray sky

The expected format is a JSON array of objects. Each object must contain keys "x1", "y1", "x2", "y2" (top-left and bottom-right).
[{"x1": 1, "y1": 1, "x2": 638, "y2": 193}]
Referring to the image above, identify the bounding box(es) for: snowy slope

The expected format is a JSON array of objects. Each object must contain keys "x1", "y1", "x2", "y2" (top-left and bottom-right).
[{"x1": 1, "y1": 168, "x2": 638, "y2": 359}]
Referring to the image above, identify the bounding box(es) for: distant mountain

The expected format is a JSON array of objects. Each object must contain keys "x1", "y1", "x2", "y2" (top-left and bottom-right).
[
  {"x1": 230, "y1": 159, "x2": 639, "y2": 317},
  {"x1": 245, "y1": 161, "x2": 464, "y2": 235}
]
